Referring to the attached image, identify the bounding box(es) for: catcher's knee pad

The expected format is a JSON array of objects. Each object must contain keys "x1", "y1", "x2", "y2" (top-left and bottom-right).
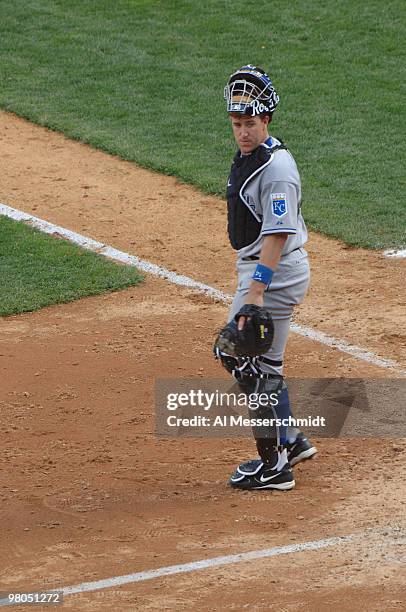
[
  {"x1": 214, "y1": 349, "x2": 257, "y2": 392},
  {"x1": 214, "y1": 348, "x2": 238, "y2": 377},
  {"x1": 214, "y1": 349, "x2": 269, "y2": 380}
]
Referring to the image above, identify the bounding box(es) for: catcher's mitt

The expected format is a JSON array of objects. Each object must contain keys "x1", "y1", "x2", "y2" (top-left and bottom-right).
[{"x1": 214, "y1": 304, "x2": 274, "y2": 357}]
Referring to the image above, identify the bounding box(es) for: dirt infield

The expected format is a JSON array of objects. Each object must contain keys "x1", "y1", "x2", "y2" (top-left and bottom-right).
[{"x1": 0, "y1": 111, "x2": 405, "y2": 610}]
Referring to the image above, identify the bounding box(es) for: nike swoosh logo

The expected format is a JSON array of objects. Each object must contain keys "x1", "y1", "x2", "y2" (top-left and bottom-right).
[
  {"x1": 259, "y1": 472, "x2": 280, "y2": 483},
  {"x1": 227, "y1": 180, "x2": 232, "y2": 187}
]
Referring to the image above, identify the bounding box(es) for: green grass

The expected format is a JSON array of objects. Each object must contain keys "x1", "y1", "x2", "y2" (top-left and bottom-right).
[
  {"x1": 0, "y1": 0, "x2": 405, "y2": 249},
  {"x1": 0, "y1": 216, "x2": 143, "y2": 316}
]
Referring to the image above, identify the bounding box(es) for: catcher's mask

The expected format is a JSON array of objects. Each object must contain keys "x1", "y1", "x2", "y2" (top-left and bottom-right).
[{"x1": 224, "y1": 64, "x2": 279, "y2": 117}]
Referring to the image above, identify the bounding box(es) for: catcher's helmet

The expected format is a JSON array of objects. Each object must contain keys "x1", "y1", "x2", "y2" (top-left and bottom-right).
[{"x1": 224, "y1": 65, "x2": 279, "y2": 116}]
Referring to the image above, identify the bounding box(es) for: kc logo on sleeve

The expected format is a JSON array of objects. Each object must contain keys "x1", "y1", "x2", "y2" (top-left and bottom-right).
[{"x1": 271, "y1": 193, "x2": 287, "y2": 217}]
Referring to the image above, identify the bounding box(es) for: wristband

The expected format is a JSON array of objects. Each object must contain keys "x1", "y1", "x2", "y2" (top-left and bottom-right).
[{"x1": 252, "y1": 263, "x2": 274, "y2": 286}]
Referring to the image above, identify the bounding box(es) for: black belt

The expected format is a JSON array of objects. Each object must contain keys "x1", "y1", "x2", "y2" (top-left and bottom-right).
[{"x1": 242, "y1": 247, "x2": 302, "y2": 262}]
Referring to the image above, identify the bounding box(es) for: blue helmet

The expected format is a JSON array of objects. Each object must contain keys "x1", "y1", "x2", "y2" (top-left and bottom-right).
[{"x1": 224, "y1": 65, "x2": 279, "y2": 116}]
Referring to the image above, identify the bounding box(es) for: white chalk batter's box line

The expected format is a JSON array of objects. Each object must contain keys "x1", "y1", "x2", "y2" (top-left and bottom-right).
[
  {"x1": 0, "y1": 527, "x2": 402, "y2": 606},
  {"x1": 0, "y1": 202, "x2": 405, "y2": 377}
]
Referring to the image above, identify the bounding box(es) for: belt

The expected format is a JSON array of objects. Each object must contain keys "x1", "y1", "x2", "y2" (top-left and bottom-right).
[{"x1": 242, "y1": 247, "x2": 302, "y2": 262}]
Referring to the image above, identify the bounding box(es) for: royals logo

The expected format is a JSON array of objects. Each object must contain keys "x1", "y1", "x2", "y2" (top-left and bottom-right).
[{"x1": 271, "y1": 193, "x2": 287, "y2": 217}]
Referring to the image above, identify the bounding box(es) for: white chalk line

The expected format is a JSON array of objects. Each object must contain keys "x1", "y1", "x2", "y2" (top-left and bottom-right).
[
  {"x1": 384, "y1": 248, "x2": 406, "y2": 258},
  {"x1": 0, "y1": 533, "x2": 357, "y2": 605},
  {"x1": 0, "y1": 203, "x2": 228, "y2": 303},
  {"x1": 1, "y1": 202, "x2": 405, "y2": 377}
]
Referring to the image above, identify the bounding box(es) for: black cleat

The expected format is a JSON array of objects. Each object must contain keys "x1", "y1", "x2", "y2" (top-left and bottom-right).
[
  {"x1": 286, "y1": 433, "x2": 317, "y2": 467},
  {"x1": 229, "y1": 450, "x2": 295, "y2": 491}
]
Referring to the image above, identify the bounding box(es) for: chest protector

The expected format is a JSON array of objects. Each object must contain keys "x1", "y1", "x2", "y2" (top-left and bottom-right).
[{"x1": 227, "y1": 142, "x2": 286, "y2": 250}]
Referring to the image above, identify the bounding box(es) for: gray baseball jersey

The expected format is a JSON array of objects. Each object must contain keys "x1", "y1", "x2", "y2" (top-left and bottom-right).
[
  {"x1": 236, "y1": 135, "x2": 308, "y2": 261},
  {"x1": 228, "y1": 134, "x2": 310, "y2": 377}
]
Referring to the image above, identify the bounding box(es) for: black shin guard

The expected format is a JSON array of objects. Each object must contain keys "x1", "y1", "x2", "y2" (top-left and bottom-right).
[
  {"x1": 247, "y1": 376, "x2": 284, "y2": 463},
  {"x1": 255, "y1": 437, "x2": 279, "y2": 464}
]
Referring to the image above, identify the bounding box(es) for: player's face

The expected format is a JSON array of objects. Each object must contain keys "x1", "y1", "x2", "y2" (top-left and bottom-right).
[{"x1": 230, "y1": 114, "x2": 269, "y2": 154}]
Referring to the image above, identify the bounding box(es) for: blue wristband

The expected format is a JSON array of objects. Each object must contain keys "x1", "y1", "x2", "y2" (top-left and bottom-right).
[{"x1": 252, "y1": 263, "x2": 274, "y2": 286}]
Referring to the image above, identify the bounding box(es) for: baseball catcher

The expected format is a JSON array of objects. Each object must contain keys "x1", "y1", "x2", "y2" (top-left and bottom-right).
[{"x1": 214, "y1": 64, "x2": 317, "y2": 491}]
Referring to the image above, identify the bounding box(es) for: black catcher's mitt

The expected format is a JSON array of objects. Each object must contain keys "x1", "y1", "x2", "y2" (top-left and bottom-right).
[{"x1": 214, "y1": 304, "x2": 274, "y2": 357}]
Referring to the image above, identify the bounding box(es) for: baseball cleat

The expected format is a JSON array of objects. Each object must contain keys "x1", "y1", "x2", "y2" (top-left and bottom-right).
[
  {"x1": 229, "y1": 450, "x2": 295, "y2": 491},
  {"x1": 286, "y1": 433, "x2": 317, "y2": 467}
]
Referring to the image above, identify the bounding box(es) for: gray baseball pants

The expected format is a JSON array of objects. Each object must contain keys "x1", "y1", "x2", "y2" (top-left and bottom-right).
[{"x1": 228, "y1": 247, "x2": 310, "y2": 376}]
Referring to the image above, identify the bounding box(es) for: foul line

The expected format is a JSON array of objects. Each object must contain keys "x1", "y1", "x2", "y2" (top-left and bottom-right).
[
  {"x1": 0, "y1": 533, "x2": 356, "y2": 605},
  {"x1": 384, "y1": 248, "x2": 406, "y2": 258},
  {"x1": 1, "y1": 203, "x2": 405, "y2": 377}
]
